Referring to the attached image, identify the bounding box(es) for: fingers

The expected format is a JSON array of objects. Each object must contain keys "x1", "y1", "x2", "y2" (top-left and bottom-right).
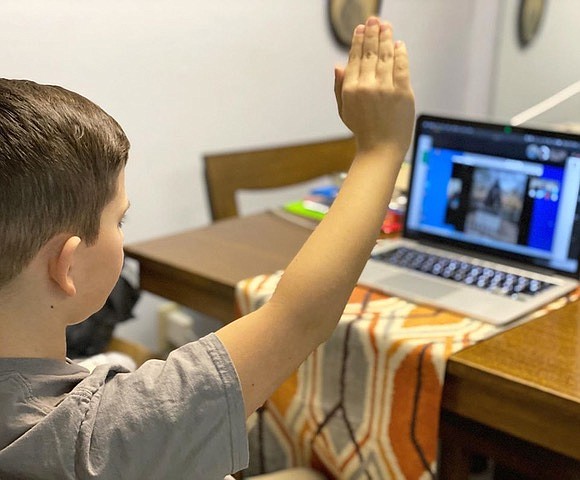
[
  {"x1": 342, "y1": 24, "x2": 365, "y2": 89},
  {"x1": 376, "y1": 22, "x2": 394, "y2": 88},
  {"x1": 359, "y1": 17, "x2": 381, "y2": 84},
  {"x1": 343, "y1": 17, "x2": 406, "y2": 91},
  {"x1": 393, "y1": 41, "x2": 411, "y2": 91}
]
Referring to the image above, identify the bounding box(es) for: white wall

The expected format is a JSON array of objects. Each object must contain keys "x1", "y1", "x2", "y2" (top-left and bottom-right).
[
  {"x1": 491, "y1": 0, "x2": 580, "y2": 126},
  {"x1": 0, "y1": 0, "x2": 501, "y2": 349}
]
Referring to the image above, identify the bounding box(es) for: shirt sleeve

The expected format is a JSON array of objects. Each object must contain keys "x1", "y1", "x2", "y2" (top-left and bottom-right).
[{"x1": 75, "y1": 333, "x2": 249, "y2": 480}]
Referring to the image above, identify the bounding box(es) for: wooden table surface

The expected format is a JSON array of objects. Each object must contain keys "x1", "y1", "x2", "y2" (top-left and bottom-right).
[{"x1": 124, "y1": 211, "x2": 313, "y2": 322}]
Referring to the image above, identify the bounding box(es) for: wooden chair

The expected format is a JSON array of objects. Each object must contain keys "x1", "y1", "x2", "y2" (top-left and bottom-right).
[{"x1": 203, "y1": 137, "x2": 356, "y2": 221}]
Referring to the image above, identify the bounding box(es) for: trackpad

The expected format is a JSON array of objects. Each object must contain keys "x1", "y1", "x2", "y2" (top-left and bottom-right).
[{"x1": 368, "y1": 273, "x2": 461, "y2": 299}]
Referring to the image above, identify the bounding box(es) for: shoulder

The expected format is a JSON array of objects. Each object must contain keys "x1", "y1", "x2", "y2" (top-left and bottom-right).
[
  {"x1": 0, "y1": 336, "x2": 249, "y2": 477},
  {"x1": 78, "y1": 334, "x2": 248, "y2": 478},
  {"x1": 0, "y1": 358, "x2": 95, "y2": 476}
]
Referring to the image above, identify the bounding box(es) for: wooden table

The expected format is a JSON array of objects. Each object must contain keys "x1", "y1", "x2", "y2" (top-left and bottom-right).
[
  {"x1": 124, "y1": 212, "x2": 312, "y2": 322},
  {"x1": 125, "y1": 212, "x2": 580, "y2": 477},
  {"x1": 439, "y1": 300, "x2": 580, "y2": 479}
]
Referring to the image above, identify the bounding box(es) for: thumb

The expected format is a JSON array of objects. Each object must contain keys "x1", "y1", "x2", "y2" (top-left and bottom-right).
[{"x1": 334, "y1": 66, "x2": 345, "y2": 117}]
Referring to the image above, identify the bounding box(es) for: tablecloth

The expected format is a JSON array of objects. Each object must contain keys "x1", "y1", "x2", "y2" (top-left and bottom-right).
[{"x1": 236, "y1": 272, "x2": 579, "y2": 480}]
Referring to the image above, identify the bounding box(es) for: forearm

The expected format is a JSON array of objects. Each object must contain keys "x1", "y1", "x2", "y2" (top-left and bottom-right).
[
  {"x1": 270, "y1": 144, "x2": 404, "y2": 341},
  {"x1": 220, "y1": 146, "x2": 405, "y2": 417}
]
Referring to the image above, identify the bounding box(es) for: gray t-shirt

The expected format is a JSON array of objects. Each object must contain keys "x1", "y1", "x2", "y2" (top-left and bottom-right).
[{"x1": 0, "y1": 333, "x2": 248, "y2": 479}]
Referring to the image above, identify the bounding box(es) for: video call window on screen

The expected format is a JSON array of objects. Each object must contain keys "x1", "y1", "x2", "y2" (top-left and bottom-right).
[
  {"x1": 442, "y1": 153, "x2": 559, "y2": 252},
  {"x1": 407, "y1": 118, "x2": 580, "y2": 275}
]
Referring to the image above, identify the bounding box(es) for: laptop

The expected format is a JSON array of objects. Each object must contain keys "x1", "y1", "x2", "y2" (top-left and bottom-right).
[{"x1": 359, "y1": 114, "x2": 580, "y2": 325}]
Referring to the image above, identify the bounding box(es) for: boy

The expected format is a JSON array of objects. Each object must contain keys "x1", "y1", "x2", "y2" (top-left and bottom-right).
[{"x1": 0, "y1": 16, "x2": 414, "y2": 479}]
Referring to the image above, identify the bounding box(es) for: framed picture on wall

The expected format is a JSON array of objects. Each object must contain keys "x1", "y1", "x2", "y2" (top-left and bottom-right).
[
  {"x1": 328, "y1": 0, "x2": 382, "y2": 49},
  {"x1": 517, "y1": 0, "x2": 546, "y2": 48}
]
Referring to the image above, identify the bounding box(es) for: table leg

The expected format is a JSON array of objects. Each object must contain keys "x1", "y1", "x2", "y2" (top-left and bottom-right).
[
  {"x1": 438, "y1": 410, "x2": 580, "y2": 480},
  {"x1": 438, "y1": 411, "x2": 471, "y2": 480}
]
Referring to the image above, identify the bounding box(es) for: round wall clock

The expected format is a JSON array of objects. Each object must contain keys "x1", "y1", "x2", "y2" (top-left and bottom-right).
[
  {"x1": 328, "y1": 0, "x2": 382, "y2": 49},
  {"x1": 517, "y1": 0, "x2": 546, "y2": 48}
]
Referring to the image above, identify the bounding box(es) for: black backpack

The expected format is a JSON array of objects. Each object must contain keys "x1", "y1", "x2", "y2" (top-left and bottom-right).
[{"x1": 66, "y1": 275, "x2": 141, "y2": 358}]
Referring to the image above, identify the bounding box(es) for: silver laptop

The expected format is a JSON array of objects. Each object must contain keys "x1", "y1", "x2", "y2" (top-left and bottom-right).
[{"x1": 359, "y1": 114, "x2": 580, "y2": 325}]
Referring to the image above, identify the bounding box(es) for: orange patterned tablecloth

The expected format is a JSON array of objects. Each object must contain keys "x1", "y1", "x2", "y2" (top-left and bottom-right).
[{"x1": 236, "y1": 273, "x2": 579, "y2": 480}]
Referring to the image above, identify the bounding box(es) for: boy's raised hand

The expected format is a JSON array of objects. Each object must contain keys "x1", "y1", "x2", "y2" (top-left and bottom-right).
[{"x1": 334, "y1": 17, "x2": 415, "y2": 157}]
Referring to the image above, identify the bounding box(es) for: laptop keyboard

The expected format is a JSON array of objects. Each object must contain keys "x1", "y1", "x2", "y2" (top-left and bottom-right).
[{"x1": 372, "y1": 247, "x2": 554, "y2": 298}]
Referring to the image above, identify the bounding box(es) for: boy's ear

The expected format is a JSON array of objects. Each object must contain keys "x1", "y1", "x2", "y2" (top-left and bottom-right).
[{"x1": 48, "y1": 236, "x2": 82, "y2": 296}]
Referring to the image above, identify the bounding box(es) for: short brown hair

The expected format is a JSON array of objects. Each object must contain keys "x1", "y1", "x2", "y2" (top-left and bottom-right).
[{"x1": 0, "y1": 79, "x2": 130, "y2": 288}]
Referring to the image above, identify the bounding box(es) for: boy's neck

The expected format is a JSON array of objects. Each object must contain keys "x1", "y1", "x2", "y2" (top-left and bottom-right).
[
  {"x1": 0, "y1": 256, "x2": 71, "y2": 360},
  {"x1": 0, "y1": 284, "x2": 68, "y2": 360},
  {"x1": 0, "y1": 315, "x2": 67, "y2": 360}
]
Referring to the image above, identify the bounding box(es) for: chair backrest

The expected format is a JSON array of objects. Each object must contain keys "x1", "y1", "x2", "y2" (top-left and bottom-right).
[{"x1": 203, "y1": 136, "x2": 356, "y2": 221}]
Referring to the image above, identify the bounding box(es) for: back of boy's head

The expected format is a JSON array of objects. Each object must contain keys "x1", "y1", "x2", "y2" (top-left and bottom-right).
[{"x1": 0, "y1": 79, "x2": 130, "y2": 289}]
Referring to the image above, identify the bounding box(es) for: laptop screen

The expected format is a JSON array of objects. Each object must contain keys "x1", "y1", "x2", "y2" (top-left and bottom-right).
[{"x1": 405, "y1": 115, "x2": 580, "y2": 278}]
